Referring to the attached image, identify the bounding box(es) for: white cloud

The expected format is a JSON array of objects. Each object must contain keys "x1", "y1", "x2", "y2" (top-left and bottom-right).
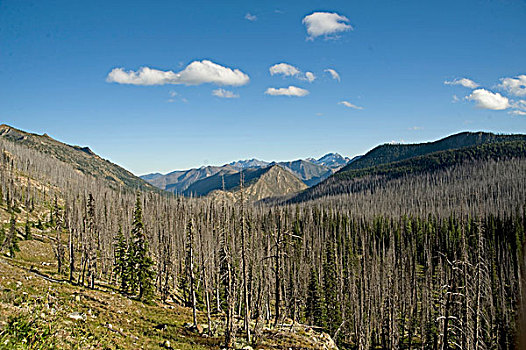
[
  {"x1": 324, "y1": 68, "x2": 340, "y2": 81},
  {"x1": 107, "y1": 60, "x2": 250, "y2": 86},
  {"x1": 409, "y1": 126, "x2": 423, "y2": 130},
  {"x1": 302, "y1": 12, "x2": 352, "y2": 39},
  {"x1": 169, "y1": 90, "x2": 177, "y2": 97},
  {"x1": 270, "y1": 63, "x2": 316, "y2": 83},
  {"x1": 498, "y1": 75, "x2": 526, "y2": 97},
  {"x1": 265, "y1": 86, "x2": 309, "y2": 97},
  {"x1": 338, "y1": 101, "x2": 363, "y2": 110},
  {"x1": 304, "y1": 72, "x2": 316, "y2": 83},
  {"x1": 212, "y1": 88, "x2": 239, "y2": 98},
  {"x1": 452, "y1": 94, "x2": 460, "y2": 103},
  {"x1": 245, "y1": 13, "x2": 257, "y2": 21},
  {"x1": 444, "y1": 78, "x2": 479, "y2": 89},
  {"x1": 269, "y1": 63, "x2": 300, "y2": 77},
  {"x1": 509, "y1": 100, "x2": 526, "y2": 115},
  {"x1": 468, "y1": 89, "x2": 510, "y2": 110}
]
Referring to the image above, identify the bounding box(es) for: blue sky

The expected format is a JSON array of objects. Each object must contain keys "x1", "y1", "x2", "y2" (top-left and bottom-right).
[{"x1": 1, "y1": 0, "x2": 525, "y2": 175}]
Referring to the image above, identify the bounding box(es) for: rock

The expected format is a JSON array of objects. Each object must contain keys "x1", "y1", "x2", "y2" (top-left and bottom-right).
[
  {"x1": 163, "y1": 340, "x2": 172, "y2": 349},
  {"x1": 68, "y1": 312, "x2": 86, "y2": 321}
]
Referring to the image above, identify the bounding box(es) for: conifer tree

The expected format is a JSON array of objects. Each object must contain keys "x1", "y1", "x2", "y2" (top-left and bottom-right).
[
  {"x1": 0, "y1": 226, "x2": 5, "y2": 248},
  {"x1": 8, "y1": 215, "x2": 19, "y2": 257},
  {"x1": 323, "y1": 238, "x2": 342, "y2": 336},
  {"x1": 24, "y1": 216, "x2": 32, "y2": 240},
  {"x1": 113, "y1": 225, "x2": 129, "y2": 294},
  {"x1": 129, "y1": 193, "x2": 155, "y2": 302},
  {"x1": 305, "y1": 267, "x2": 324, "y2": 327}
]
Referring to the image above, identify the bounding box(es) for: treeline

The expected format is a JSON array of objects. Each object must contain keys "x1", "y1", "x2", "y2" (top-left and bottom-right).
[{"x1": 1, "y1": 137, "x2": 526, "y2": 349}]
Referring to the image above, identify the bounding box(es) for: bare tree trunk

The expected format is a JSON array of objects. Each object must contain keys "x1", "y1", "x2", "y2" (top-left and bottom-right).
[
  {"x1": 240, "y1": 172, "x2": 251, "y2": 342},
  {"x1": 69, "y1": 227, "x2": 75, "y2": 283}
]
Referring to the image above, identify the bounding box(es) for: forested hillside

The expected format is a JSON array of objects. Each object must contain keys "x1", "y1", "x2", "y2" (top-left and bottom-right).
[
  {"x1": 0, "y1": 124, "x2": 156, "y2": 192},
  {"x1": 339, "y1": 131, "x2": 526, "y2": 172},
  {"x1": 1, "y1": 128, "x2": 525, "y2": 349},
  {"x1": 292, "y1": 136, "x2": 526, "y2": 203}
]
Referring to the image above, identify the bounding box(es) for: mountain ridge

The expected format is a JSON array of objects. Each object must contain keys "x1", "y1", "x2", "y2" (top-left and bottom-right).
[
  {"x1": 141, "y1": 152, "x2": 354, "y2": 193},
  {"x1": 289, "y1": 132, "x2": 526, "y2": 203},
  {"x1": 0, "y1": 124, "x2": 157, "y2": 192}
]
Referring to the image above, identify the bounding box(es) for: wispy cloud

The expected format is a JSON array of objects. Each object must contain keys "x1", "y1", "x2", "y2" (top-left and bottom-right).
[
  {"x1": 444, "y1": 78, "x2": 479, "y2": 89},
  {"x1": 304, "y1": 72, "x2": 316, "y2": 83},
  {"x1": 338, "y1": 101, "x2": 363, "y2": 110},
  {"x1": 498, "y1": 74, "x2": 526, "y2": 97},
  {"x1": 107, "y1": 60, "x2": 250, "y2": 86},
  {"x1": 409, "y1": 126, "x2": 423, "y2": 131},
  {"x1": 167, "y1": 90, "x2": 187, "y2": 103},
  {"x1": 302, "y1": 12, "x2": 352, "y2": 40},
  {"x1": 245, "y1": 13, "x2": 257, "y2": 21},
  {"x1": 269, "y1": 63, "x2": 316, "y2": 82},
  {"x1": 468, "y1": 89, "x2": 510, "y2": 110},
  {"x1": 269, "y1": 63, "x2": 300, "y2": 77},
  {"x1": 324, "y1": 68, "x2": 340, "y2": 81},
  {"x1": 212, "y1": 88, "x2": 239, "y2": 98},
  {"x1": 509, "y1": 99, "x2": 526, "y2": 115},
  {"x1": 265, "y1": 86, "x2": 309, "y2": 97}
]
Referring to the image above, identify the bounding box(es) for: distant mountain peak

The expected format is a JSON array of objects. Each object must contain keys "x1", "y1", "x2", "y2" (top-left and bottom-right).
[
  {"x1": 228, "y1": 158, "x2": 269, "y2": 169},
  {"x1": 309, "y1": 152, "x2": 351, "y2": 170}
]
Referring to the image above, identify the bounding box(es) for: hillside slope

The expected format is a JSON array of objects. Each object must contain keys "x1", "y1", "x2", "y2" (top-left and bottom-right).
[
  {"x1": 185, "y1": 165, "x2": 307, "y2": 201},
  {"x1": 209, "y1": 165, "x2": 308, "y2": 202},
  {"x1": 340, "y1": 131, "x2": 526, "y2": 173},
  {"x1": 276, "y1": 159, "x2": 333, "y2": 186},
  {"x1": 144, "y1": 165, "x2": 239, "y2": 193},
  {"x1": 291, "y1": 136, "x2": 526, "y2": 203},
  {"x1": 0, "y1": 124, "x2": 156, "y2": 192}
]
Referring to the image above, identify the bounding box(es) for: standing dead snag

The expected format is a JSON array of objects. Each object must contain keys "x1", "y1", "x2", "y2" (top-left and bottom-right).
[
  {"x1": 186, "y1": 218, "x2": 198, "y2": 327},
  {"x1": 219, "y1": 222, "x2": 236, "y2": 348},
  {"x1": 52, "y1": 201, "x2": 65, "y2": 274},
  {"x1": 240, "y1": 171, "x2": 252, "y2": 343}
]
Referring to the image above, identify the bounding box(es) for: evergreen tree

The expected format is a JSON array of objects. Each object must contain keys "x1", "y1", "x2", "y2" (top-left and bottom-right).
[
  {"x1": 113, "y1": 225, "x2": 129, "y2": 294},
  {"x1": 8, "y1": 215, "x2": 19, "y2": 257},
  {"x1": 24, "y1": 216, "x2": 32, "y2": 240},
  {"x1": 128, "y1": 193, "x2": 155, "y2": 302},
  {"x1": 323, "y1": 239, "x2": 342, "y2": 336},
  {"x1": 305, "y1": 267, "x2": 324, "y2": 327},
  {"x1": 0, "y1": 225, "x2": 5, "y2": 248}
]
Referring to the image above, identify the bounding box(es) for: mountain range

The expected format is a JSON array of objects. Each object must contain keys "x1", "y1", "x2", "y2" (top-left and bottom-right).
[
  {"x1": 140, "y1": 152, "x2": 354, "y2": 195},
  {"x1": 3, "y1": 124, "x2": 525, "y2": 205}
]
